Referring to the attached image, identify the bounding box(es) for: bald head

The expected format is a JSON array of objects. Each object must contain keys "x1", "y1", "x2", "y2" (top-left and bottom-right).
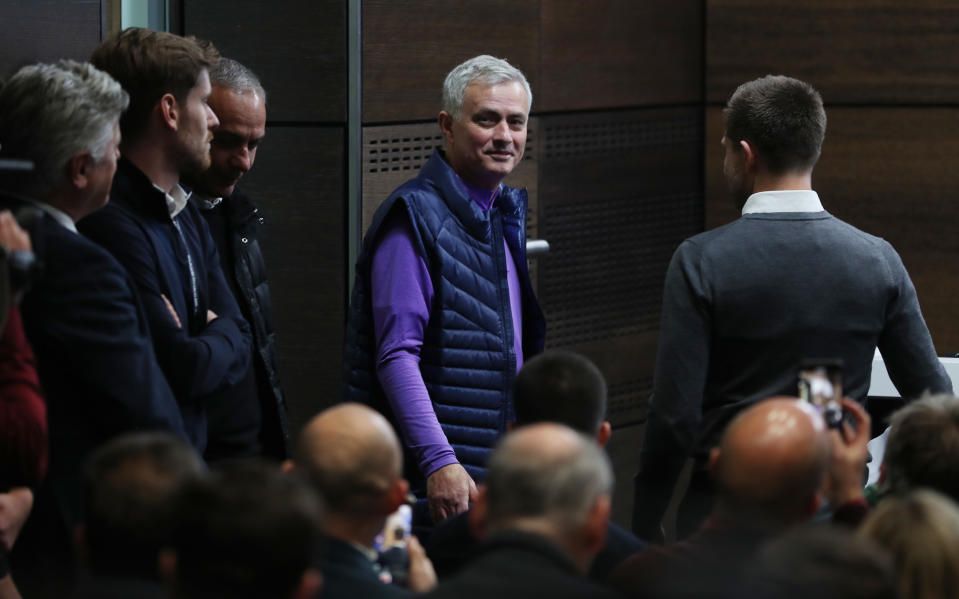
[
  {"x1": 485, "y1": 423, "x2": 613, "y2": 534},
  {"x1": 711, "y1": 397, "x2": 829, "y2": 524},
  {"x1": 295, "y1": 403, "x2": 402, "y2": 514}
]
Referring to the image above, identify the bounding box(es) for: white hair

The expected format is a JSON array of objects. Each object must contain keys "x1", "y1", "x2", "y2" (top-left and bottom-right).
[
  {"x1": 0, "y1": 60, "x2": 128, "y2": 197},
  {"x1": 442, "y1": 54, "x2": 532, "y2": 120},
  {"x1": 210, "y1": 57, "x2": 267, "y2": 103},
  {"x1": 484, "y1": 425, "x2": 613, "y2": 536}
]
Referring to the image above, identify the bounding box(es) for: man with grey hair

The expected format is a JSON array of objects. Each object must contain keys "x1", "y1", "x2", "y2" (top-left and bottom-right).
[
  {"x1": 424, "y1": 423, "x2": 620, "y2": 599},
  {"x1": 345, "y1": 54, "x2": 545, "y2": 531},
  {"x1": 0, "y1": 59, "x2": 188, "y2": 595},
  {"x1": 875, "y1": 392, "x2": 959, "y2": 503},
  {"x1": 181, "y1": 57, "x2": 289, "y2": 464}
]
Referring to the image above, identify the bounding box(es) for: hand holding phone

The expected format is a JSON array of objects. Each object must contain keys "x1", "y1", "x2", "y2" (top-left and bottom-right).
[{"x1": 798, "y1": 358, "x2": 844, "y2": 429}]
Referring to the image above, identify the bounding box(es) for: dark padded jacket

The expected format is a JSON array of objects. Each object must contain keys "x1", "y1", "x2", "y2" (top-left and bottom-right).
[
  {"x1": 197, "y1": 186, "x2": 289, "y2": 460},
  {"x1": 344, "y1": 150, "x2": 545, "y2": 489}
]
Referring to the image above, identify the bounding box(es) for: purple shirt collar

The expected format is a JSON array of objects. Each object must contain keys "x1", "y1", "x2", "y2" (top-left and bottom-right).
[{"x1": 461, "y1": 177, "x2": 501, "y2": 212}]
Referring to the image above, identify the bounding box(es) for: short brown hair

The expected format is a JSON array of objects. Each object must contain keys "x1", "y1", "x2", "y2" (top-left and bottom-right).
[
  {"x1": 91, "y1": 27, "x2": 219, "y2": 144},
  {"x1": 724, "y1": 75, "x2": 826, "y2": 174}
]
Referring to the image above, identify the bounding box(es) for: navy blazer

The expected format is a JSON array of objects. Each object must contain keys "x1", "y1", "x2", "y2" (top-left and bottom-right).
[
  {"x1": 1, "y1": 192, "x2": 188, "y2": 528},
  {"x1": 79, "y1": 159, "x2": 252, "y2": 450}
]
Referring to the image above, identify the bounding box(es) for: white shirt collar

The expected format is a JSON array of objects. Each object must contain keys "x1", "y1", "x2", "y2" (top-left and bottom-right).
[
  {"x1": 153, "y1": 183, "x2": 192, "y2": 218},
  {"x1": 741, "y1": 190, "x2": 824, "y2": 215},
  {"x1": 29, "y1": 200, "x2": 76, "y2": 233},
  {"x1": 193, "y1": 192, "x2": 222, "y2": 211}
]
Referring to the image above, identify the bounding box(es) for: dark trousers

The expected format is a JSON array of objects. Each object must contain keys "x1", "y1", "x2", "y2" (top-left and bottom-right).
[{"x1": 676, "y1": 465, "x2": 717, "y2": 540}]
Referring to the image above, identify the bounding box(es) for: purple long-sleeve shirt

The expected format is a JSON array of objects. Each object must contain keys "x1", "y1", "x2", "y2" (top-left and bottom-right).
[{"x1": 371, "y1": 178, "x2": 524, "y2": 478}]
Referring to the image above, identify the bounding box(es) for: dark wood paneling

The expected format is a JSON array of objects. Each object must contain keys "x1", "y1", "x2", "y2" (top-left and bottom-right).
[
  {"x1": 703, "y1": 109, "x2": 739, "y2": 228},
  {"x1": 539, "y1": 0, "x2": 703, "y2": 111},
  {"x1": 362, "y1": 0, "x2": 539, "y2": 123},
  {"x1": 239, "y1": 126, "x2": 345, "y2": 440},
  {"x1": 539, "y1": 107, "x2": 703, "y2": 427},
  {"x1": 184, "y1": 0, "x2": 346, "y2": 122},
  {"x1": 0, "y1": 0, "x2": 101, "y2": 79},
  {"x1": 704, "y1": 105, "x2": 959, "y2": 354},
  {"x1": 707, "y1": 0, "x2": 959, "y2": 104}
]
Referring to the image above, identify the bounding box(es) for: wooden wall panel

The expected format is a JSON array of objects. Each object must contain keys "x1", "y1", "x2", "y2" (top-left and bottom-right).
[
  {"x1": 539, "y1": 107, "x2": 703, "y2": 427},
  {"x1": 0, "y1": 0, "x2": 101, "y2": 79},
  {"x1": 362, "y1": 0, "x2": 539, "y2": 123},
  {"x1": 239, "y1": 126, "x2": 346, "y2": 440},
  {"x1": 704, "y1": 106, "x2": 959, "y2": 355},
  {"x1": 184, "y1": 0, "x2": 346, "y2": 122},
  {"x1": 707, "y1": 0, "x2": 959, "y2": 104},
  {"x1": 539, "y1": 0, "x2": 703, "y2": 111}
]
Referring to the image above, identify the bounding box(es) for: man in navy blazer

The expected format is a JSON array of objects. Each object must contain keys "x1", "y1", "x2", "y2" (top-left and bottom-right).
[
  {"x1": 0, "y1": 60, "x2": 189, "y2": 594},
  {"x1": 81, "y1": 28, "x2": 252, "y2": 452}
]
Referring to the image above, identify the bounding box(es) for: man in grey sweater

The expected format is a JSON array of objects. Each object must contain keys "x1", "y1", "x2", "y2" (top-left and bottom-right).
[{"x1": 632, "y1": 75, "x2": 952, "y2": 543}]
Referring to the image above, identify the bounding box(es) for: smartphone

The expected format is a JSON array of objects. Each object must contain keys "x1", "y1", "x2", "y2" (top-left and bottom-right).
[
  {"x1": 374, "y1": 503, "x2": 412, "y2": 586},
  {"x1": 797, "y1": 358, "x2": 843, "y2": 428}
]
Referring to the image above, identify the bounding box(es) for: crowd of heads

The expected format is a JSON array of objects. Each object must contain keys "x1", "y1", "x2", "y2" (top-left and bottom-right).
[
  {"x1": 2, "y1": 27, "x2": 957, "y2": 598},
  {"x1": 62, "y1": 347, "x2": 959, "y2": 599}
]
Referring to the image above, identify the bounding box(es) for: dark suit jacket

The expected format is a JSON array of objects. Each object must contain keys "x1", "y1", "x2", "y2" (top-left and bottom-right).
[
  {"x1": 7, "y1": 197, "x2": 188, "y2": 526},
  {"x1": 318, "y1": 537, "x2": 410, "y2": 599},
  {"x1": 79, "y1": 159, "x2": 252, "y2": 450},
  {"x1": 3, "y1": 192, "x2": 187, "y2": 593},
  {"x1": 426, "y1": 510, "x2": 646, "y2": 583},
  {"x1": 424, "y1": 531, "x2": 623, "y2": 599}
]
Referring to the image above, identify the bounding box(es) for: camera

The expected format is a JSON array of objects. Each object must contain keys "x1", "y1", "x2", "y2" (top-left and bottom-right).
[{"x1": 0, "y1": 159, "x2": 45, "y2": 294}]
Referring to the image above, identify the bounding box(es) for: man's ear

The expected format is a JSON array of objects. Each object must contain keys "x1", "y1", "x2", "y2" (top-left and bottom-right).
[
  {"x1": 291, "y1": 569, "x2": 323, "y2": 599},
  {"x1": 159, "y1": 93, "x2": 179, "y2": 131},
  {"x1": 583, "y1": 494, "x2": 611, "y2": 555},
  {"x1": 707, "y1": 446, "x2": 721, "y2": 479},
  {"x1": 597, "y1": 421, "x2": 612, "y2": 448},
  {"x1": 438, "y1": 111, "x2": 455, "y2": 145},
  {"x1": 468, "y1": 485, "x2": 488, "y2": 540},
  {"x1": 385, "y1": 478, "x2": 410, "y2": 514},
  {"x1": 739, "y1": 139, "x2": 757, "y2": 173},
  {"x1": 69, "y1": 152, "x2": 93, "y2": 190}
]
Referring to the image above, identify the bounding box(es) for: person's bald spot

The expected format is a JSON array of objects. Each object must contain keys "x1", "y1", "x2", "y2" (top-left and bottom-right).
[
  {"x1": 712, "y1": 397, "x2": 829, "y2": 520},
  {"x1": 502, "y1": 422, "x2": 586, "y2": 464},
  {"x1": 296, "y1": 403, "x2": 402, "y2": 510}
]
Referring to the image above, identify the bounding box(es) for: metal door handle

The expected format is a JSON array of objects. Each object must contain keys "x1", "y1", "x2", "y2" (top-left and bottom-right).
[{"x1": 526, "y1": 239, "x2": 549, "y2": 257}]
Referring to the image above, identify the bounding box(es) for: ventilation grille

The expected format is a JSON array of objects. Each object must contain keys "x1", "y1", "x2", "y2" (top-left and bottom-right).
[
  {"x1": 537, "y1": 109, "x2": 703, "y2": 426},
  {"x1": 543, "y1": 117, "x2": 700, "y2": 159},
  {"x1": 608, "y1": 378, "x2": 654, "y2": 425},
  {"x1": 365, "y1": 127, "x2": 536, "y2": 174},
  {"x1": 542, "y1": 191, "x2": 700, "y2": 346}
]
